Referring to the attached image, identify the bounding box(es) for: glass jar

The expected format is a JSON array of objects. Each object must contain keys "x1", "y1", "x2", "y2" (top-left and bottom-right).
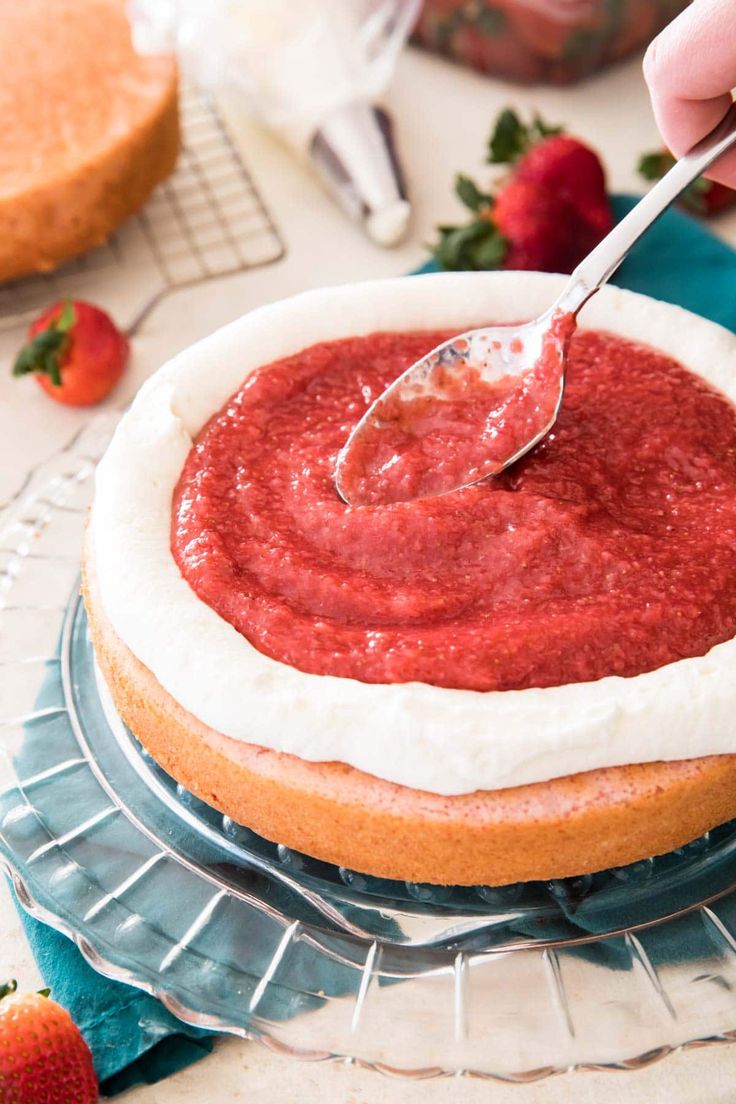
[{"x1": 413, "y1": 0, "x2": 690, "y2": 84}]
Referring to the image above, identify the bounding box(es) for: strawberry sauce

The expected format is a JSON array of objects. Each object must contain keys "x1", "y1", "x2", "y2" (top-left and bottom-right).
[{"x1": 172, "y1": 328, "x2": 736, "y2": 692}]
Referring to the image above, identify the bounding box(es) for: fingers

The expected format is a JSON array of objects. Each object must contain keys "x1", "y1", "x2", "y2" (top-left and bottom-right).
[{"x1": 644, "y1": 0, "x2": 736, "y2": 187}]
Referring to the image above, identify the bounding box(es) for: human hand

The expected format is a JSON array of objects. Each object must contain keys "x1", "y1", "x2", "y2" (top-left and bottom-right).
[{"x1": 644, "y1": 0, "x2": 736, "y2": 187}]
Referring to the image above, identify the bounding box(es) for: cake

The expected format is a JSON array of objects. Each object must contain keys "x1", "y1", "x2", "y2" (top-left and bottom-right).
[
  {"x1": 0, "y1": 0, "x2": 179, "y2": 283},
  {"x1": 83, "y1": 272, "x2": 736, "y2": 886}
]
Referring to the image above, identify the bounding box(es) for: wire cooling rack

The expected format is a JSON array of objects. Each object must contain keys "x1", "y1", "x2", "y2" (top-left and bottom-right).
[{"x1": 0, "y1": 85, "x2": 285, "y2": 332}]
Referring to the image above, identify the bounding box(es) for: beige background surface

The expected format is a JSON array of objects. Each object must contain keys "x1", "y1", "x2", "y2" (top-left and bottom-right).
[{"x1": 2, "y1": 44, "x2": 736, "y2": 1103}]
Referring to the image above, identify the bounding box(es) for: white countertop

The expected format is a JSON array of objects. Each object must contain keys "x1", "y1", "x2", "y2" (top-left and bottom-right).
[{"x1": 3, "y1": 44, "x2": 736, "y2": 1102}]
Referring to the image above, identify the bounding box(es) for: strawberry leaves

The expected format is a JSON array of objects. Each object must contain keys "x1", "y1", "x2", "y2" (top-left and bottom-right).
[
  {"x1": 13, "y1": 299, "x2": 76, "y2": 387},
  {"x1": 488, "y1": 108, "x2": 562, "y2": 165},
  {"x1": 433, "y1": 220, "x2": 507, "y2": 271},
  {"x1": 432, "y1": 174, "x2": 503, "y2": 269},
  {"x1": 455, "y1": 173, "x2": 492, "y2": 212},
  {"x1": 638, "y1": 150, "x2": 675, "y2": 181}
]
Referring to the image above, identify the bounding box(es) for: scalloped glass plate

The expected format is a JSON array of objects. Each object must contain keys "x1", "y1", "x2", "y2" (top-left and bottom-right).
[{"x1": 3, "y1": 411, "x2": 736, "y2": 1081}]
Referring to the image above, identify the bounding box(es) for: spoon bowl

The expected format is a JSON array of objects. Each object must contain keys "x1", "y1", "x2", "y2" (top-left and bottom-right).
[{"x1": 335, "y1": 307, "x2": 573, "y2": 506}]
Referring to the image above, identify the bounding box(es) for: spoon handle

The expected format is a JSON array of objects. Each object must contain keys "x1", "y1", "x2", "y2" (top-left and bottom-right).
[{"x1": 557, "y1": 100, "x2": 736, "y2": 315}]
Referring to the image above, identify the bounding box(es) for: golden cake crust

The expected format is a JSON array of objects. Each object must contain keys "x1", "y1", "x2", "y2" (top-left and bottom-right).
[
  {"x1": 82, "y1": 543, "x2": 736, "y2": 886},
  {"x1": 0, "y1": 0, "x2": 179, "y2": 282}
]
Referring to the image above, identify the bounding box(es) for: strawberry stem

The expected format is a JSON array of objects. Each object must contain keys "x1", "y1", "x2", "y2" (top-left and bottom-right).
[{"x1": 0, "y1": 980, "x2": 18, "y2": 1000}]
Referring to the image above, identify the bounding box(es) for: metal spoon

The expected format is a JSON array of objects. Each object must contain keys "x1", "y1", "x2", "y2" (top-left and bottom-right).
[{"x1": 336, "y1": 102, "x2": 736, "y2": 508}]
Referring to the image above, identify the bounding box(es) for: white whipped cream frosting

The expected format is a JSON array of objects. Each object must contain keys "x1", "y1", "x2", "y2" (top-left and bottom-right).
[{"x1": 91, "y1": 272, "x2": 736, "y2": 796}]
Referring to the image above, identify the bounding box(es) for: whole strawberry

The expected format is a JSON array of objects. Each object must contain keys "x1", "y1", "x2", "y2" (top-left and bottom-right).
[
  {"x1": 513, "y1": 133, "x2": 611, "y2": 236},
  {"x1": 0, "y1": 980, "x2": 98, "y2": 1103},
  {"x1": 431, "y1": 107, "x2": 612, "y2": 274},
  {"x1": 493, "y1": 179, "x2": 594, "y2": 273},
  {"x1": 13, "y1": 299, "x2": 129, "y2": 406}
]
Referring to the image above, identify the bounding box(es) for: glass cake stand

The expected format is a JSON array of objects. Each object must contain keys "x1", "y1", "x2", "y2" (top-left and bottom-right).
[{"x1": 3, "y1": 411, "x2": 736, "y2": 1081}]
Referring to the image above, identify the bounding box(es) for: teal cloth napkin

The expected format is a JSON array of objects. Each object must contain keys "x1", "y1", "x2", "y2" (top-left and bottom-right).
[
  {"x1": 608, "y1": 193, "x2": 736, "y2": 327},
  {"x1": 9, "y1": 193, "x2": 736, "y2": 1097}
]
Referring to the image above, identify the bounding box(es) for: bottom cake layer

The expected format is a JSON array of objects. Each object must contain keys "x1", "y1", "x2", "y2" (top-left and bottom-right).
[{"x1": 83, "y1": 552, "x2": 736, "y2": 887}]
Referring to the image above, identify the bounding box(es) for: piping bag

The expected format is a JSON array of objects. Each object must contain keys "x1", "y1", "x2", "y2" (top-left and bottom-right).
[{"x1": 129, "y1": 0, "x2": 418, "y2": 246}]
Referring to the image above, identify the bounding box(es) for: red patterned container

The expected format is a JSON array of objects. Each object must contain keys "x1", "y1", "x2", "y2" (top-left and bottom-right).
[{"x1": 413, "y1": 0, "x2": 689, "y2": 84}]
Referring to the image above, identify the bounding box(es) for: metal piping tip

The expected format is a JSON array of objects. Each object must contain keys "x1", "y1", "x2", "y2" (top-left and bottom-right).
[{"x1": 309, "y1": 102, "x2": 411, "y2": 247}]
